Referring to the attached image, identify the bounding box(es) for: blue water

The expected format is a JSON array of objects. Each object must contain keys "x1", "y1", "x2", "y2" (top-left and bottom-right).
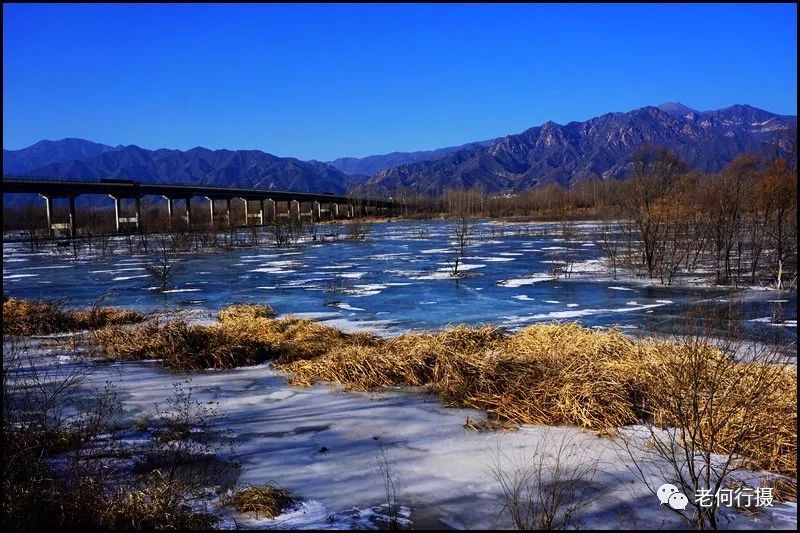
[{"x1": 2, "y1": 220, "x2": 796, "y2": 343}]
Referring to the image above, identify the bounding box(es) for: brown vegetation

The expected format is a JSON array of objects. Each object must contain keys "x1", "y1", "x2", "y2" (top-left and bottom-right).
[
  {"x1": 2, "y1": 337, "x2": 224, "y2": 531},
  {"x1": 221, "y1": 484, "x2": 296, "y2": 519},
  {"x1": 3, "y1": 297, "x2": 145, "y2": 336},
  {"x1": 88, "y1": 304, "x2": 796, "y2": 477}
]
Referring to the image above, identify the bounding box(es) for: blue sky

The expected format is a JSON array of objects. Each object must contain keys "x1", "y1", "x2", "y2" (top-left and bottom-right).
[{"x1": 3, "y1": 3, "x2": 797, "y2": 160}]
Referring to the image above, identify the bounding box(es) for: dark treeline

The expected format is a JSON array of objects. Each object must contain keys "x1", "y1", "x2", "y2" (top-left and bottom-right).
[{"x1": 386, "y1": 145, "x2": 798, "y2": 289}]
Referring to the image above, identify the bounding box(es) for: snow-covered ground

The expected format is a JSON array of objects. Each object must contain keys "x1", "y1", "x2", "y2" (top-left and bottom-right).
[{"x1": 18, "y1": 338, "x2": 796, "y2": 530}]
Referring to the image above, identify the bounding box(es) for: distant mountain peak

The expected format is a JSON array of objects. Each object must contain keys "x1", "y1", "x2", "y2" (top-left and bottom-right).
[{"x1": 657, "y1": 102, "x2": 698, "y2": 118}]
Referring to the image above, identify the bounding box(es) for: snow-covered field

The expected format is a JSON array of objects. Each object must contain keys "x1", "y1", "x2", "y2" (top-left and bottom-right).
[{"x1": 11, "y1": 338, "x2": 791, "y2": 530}]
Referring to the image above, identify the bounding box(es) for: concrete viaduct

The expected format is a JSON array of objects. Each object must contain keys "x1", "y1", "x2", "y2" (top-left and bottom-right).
[{"x1": 2, "y1": 177, "x2": 398, "y2": 237}]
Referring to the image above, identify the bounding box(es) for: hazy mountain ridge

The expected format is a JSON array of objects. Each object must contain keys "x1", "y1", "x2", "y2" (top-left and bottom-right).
[
  {"x1": 3, "y1": 138, "x2": 117, "y2": 174},
  {"x1": 5, "y1": 144, "x2": 350, "y2": 194},
  {"x1": 325, "y1": 138, "x2": 499, "y2": 176}
]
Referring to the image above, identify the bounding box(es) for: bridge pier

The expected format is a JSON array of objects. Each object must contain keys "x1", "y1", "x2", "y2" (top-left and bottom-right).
[
  {"x1": 289, "y1": 200, "x2": 300, "y2": 224},
  {"x1": 312, "y1": 201, "x2": 321, "y2": 222},
  {"x1": 163, "y1": 195, "x2": 174, "y2": 223},
  {"x1": 207, "y1": 197, "x2": 215, "y2": 226},
  {"x1": 225, "y1": 198, "x2": 232, "y2": 227},
  {"x1": 134, "y1": 197, "x2": 142, "y2": 232},
  {"x1": 109, "y1": 195, "x2": 120, "y2": 232},
  {"x1": 40, "y1": 194, "x2": 54, "y2": 236},
  {"x1": 330, "y1": 203, "x2": 339, "y2": 218},
  {"x1": 185, "y1": 198, "x2": 192, "y2": 227},
  {"x1": 68, "y1": 196, "x2": 77, "y2": 238}
]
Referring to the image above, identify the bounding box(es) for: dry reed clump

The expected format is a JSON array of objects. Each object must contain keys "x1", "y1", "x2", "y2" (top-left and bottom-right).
[
  {"x1": 218, "y1": 311, "x2": 379, "y2": 363},
  {"x1": 759, "y1": 476, "x2": 798, "y2": 503},
  {"x1": 3, "y1": 297, "x2": 73, "y2": 336},
  {"x1": 282, "y1": 325, "x2": 502, "y2": 390},
  {"x1": 71, "y1": 307, "x2": 146, "y2": 329},
  {"x1": 101, "y1": 478, "x2": 219, "y2": 530},
  {"x1": 91, "y1": 319, "x2": 271, "y2": 370},
  {"x1": 221, "y1": 484, "x2": 296, "y2": 519},
  {"x1": 3, "y1": 297, "x2": 145, "y2": 336},
  {"x1": 617, "y1": 339, "x2": 798, "y2": 476},
  {"x1": 283, "y1": 322, "x2": 639, "y2": 429},
  {"x1": 91, "y1": 307, "x2": 380, "y2": 371},
  {"x1": 438, "y1": 323, "x2": 640, "y2": 429},
  {"x1": 217, "y1": 303, "x2": 276, "y2": 323}
]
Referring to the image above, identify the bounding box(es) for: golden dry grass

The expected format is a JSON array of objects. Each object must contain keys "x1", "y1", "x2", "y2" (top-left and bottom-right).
[
  {"x1": 221, "y1": 484, "x2": 295, "y2": 519},
  {"x1": 217, "y1": 303, "x2": 276, "y2": 323},
  {"x1": 88, "y1": 305, "x2": 797, "y2": 476},
  {"x1": 3, "y1": 297, "x2": 145, "y2": 336}
]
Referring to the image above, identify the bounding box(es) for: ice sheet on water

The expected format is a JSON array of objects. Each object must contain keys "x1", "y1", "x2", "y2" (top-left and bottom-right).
[
  {"x1": 503, "y1": 302, "x2": 670, "y2": 325},
  {"x1": 464, "y1": 256, "x2": 514, "y2": 262},
  {"x1": 498, "y1": 273, "x2": 554, "y2": 287},
  {"x1": 337, "y1": 272, "x2": 365, "y2": 279},
  {"x1": 420, "y1": 248, "x2": 451, "y2": 254},
  {"x1": 162, "y1": 288, "x2": 202, "y2": 293},
  {"x1": 330, "y1": 303, "x2": 365, "y2": 312}
]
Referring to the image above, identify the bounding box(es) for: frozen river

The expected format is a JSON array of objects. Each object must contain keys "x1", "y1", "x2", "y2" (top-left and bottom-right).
[
  {"x1": 4, "y1": 219, "x2": 797, "y2": 529},
  {"x1": 2, "y1": 219, "x2": 796, "y2": 343}
]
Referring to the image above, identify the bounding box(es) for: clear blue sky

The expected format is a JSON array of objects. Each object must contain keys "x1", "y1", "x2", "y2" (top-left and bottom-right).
[{"x1": 3, "y1": 3, "x2": 797, "y2": 160}]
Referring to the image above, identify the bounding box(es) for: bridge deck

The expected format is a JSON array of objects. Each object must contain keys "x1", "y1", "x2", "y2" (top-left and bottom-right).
[{"x1": 2, "y1": 177, "x2": 395, "y2": 207}]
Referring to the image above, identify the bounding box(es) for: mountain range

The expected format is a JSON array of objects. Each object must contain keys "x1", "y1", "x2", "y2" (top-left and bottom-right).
[
  {"x1": 4, "y1": 143, "x2": 351, "y2": 194},
  {"x1": 359, "y1": 103, "x2": 796, "y2": 195},
  {"x1": 3, "y1": 103, "x2": 796, "y2": 196}
]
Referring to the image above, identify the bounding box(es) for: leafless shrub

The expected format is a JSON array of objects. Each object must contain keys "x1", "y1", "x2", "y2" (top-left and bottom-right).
[
  {"x1": 345, "y1": 219, "x2": 373, "y2": 241},
  {"x1": 376, "y1": 447, "x2": 402, "y2": 530},
  {"x1": 489, "y1": 431, "x2": 603, "y2": 530},
  {"x1": 597, "y1": 219, "x2": 621, "y2": 279},
  {"x1": 145, "y1": 235, "x2": 184, "y2": 292}
]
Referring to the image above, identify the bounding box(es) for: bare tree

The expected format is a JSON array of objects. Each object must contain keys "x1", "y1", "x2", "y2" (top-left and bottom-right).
[
  {"x1": 620, "y1": 146, "x2": 686, "y2": 278},
  {"x1": 552, "y1": 218, "x2": 578, "y2": 279},
  {"x1": 345, "y1": 219, "x2": 372, "y2": 241},
  {"x1": 598, "y1": 219, "x2": 621, "y2": 279},
  {"x1": 145, "y1": 236, "x2": 183, "y2": 292},
  {"x1": 759, "y1": 159, "x2": 798, "y2": 289}
]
